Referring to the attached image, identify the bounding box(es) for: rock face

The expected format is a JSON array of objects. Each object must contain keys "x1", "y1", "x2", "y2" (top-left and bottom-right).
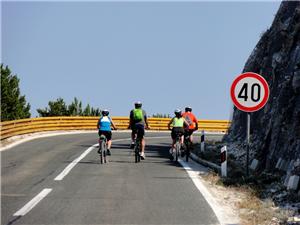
[{"x1": 225, "y1": 1, "x2": 300, "y2": 175}]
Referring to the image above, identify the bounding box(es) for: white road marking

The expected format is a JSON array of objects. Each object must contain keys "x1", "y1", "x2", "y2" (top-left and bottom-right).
[
  {"x1": 179, "y1": 159, "x2": 240, "y2": 225},
  {"x1": 13, "y1": 188, "x2": 52, "y2": 216},
  {"x1": 54, "y1": 145, "x2": 97, "y2": 181}
]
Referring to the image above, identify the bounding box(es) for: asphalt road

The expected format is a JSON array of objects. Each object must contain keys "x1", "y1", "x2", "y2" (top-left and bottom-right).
[{"x1": 2, "y1": 132, "x2": 222, "y2": 225}]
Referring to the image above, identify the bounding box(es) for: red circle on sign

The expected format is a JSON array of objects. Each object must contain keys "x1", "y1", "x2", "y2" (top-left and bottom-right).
[{"x1": 230, "y1": 72, "x2": 269, "y2": 112}]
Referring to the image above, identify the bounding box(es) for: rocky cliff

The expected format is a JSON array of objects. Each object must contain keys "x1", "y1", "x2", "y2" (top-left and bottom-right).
[{"x1": 225, "y1": 1, "x2": 300, "y2": 177}]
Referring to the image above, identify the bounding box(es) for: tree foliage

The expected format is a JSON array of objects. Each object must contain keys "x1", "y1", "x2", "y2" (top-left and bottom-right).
[
  {"x1": 1, "y1": 64, "x2": 31, "y2": 121},
  {"x1": 37, "y1": 98, "x2": 68, "y2": 117},
  {"x1": 37, "y1": 97, "x2": 101, "y2": 117},
  {"x1": 152, "y1": 113, "x2": 171, "y2": 118}
]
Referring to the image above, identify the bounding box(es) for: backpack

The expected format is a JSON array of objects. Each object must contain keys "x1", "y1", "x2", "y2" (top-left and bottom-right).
[
  {"x1": 133, "y1": 109, "x2": 143, "y2": 122},
  {"x1": 185, "y1": 115, "x2": 192, "y2": 126}
]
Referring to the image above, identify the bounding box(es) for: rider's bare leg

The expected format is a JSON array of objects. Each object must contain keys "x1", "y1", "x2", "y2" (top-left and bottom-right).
[
  {"x1": 141, "y1": 138, "x2": 145, "y2": 152},
  {"x1": 131, "y1": 132, "x2": 137, "y2": 142},
  {"x1": 180, "y1": 135, "x2": 184, "y2": 144},
  {"x1": 107, "y1": 140, "x2": 112, "y2": 149}
]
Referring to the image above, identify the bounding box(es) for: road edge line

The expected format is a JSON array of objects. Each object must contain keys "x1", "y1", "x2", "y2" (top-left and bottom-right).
[{"x1": 179, "y1": 159, "x2": 240, "y2": 225}]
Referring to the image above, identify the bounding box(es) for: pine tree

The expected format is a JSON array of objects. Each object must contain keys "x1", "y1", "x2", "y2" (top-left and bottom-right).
[
  {"x1": 37, "y1": 97, "x2": 101, "y2": 117},
  {"x1": 1, "y1": 64, "x2": 31, "y2": 121},
  {"x1": 83, "y1": 104, "x2": 91, "y2": 116},
  {"x1": 68, "y1": 97, "x2": 82, "y2": 116},
  {"x1": 37, "y1": 98, "x2": 68, "y2": 117}
]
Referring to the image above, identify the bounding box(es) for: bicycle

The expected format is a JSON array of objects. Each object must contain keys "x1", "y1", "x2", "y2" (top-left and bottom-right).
[
  {"x1": 98, "y1": 134, "x2": 108, "y2": 164},
  {"x1": 183, "y1": 132, "x2": 192, "y2": 162}
]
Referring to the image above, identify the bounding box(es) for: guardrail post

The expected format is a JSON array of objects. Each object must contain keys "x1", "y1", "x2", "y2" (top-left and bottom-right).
[
  {"x1": 221, "y1": 146, "x2": 227, "y2": 177},
  {"x1": 200, "y1": 130, "x2": 205, "y2": 152}
]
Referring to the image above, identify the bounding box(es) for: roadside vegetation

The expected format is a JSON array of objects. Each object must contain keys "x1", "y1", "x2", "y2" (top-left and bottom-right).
[
  {"x1": 152, "y1": 113, "x2": 171, "y2": 118},
  {"x1": 1, "y1": 64, "x2": 31, "y2": 121},
  {"x1": 193, "y1": 141, "x2": 300, "y2": 225},
  {"x1": 37, "y1": 97, "x2": 101, "y2": 117}
]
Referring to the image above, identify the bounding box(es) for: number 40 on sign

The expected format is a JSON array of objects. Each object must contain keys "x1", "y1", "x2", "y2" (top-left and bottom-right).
[{"x1": 230, "y1": 72, "x2": 269, "y2": 112}]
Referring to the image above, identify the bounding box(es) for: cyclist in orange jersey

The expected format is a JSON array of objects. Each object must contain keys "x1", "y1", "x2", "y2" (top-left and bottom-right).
[{"x1": 182, "y1": 106, "x2": 198, "y2": 147}]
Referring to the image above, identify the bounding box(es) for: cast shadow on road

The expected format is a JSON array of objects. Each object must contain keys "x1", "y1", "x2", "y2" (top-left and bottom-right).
[{"x1": 64, "y1": 142, "x2": 186, "y2": 168}]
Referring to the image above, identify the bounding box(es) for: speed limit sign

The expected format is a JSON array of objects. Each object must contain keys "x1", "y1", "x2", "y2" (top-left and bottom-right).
[{"x1": 230, "y1": 72, "x2": 269, "y2": 112}]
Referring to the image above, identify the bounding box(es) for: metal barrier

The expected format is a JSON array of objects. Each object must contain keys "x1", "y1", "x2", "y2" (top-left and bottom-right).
[{"x1": 0, "y1": 117, "x2": 230, "y2": 140}]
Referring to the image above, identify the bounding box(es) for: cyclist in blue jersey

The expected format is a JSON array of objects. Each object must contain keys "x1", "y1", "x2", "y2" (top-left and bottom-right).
[{"x1": 97, "y1": 109, "x2": 117, "y2": 155}]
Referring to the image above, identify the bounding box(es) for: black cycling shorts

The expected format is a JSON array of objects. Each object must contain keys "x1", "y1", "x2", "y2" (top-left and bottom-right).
[
  {"x1": 171, "y1": 127, "x2": 184, "y2": 140},
  {"x1": 98, "y1": 130, "x2": 112, "y2": 141},
  {"x1": 131, "y1": 124, "x2": 145, "y2": 139},
  {"x1": 184, "y1": 129, "x2": 194, "y2": 137}
]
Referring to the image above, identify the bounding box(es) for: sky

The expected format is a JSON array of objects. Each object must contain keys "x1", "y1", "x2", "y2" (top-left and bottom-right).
[{"x1": 2, "y1": 1, "x2": 281, "y2": 120}]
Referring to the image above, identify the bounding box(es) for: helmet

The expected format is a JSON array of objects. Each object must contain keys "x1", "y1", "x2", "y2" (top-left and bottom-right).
[
  {"x1": 134, "y1": 101, "x2": 142, "y2": 108},
  {"x1": 174, "y1": 109, "x2": 182, "y2": 117},
  {"x1": 102, "y1": 109, "x2": 109, "y2": 116},
  {"x1": 185, "y1": 106, "x2": 192, "y2": 112}
]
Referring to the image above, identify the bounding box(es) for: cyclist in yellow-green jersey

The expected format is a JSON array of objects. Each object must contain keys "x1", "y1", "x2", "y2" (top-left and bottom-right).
[{"x1": 168, "y1": 109, "x2": 189, "y2": 160}]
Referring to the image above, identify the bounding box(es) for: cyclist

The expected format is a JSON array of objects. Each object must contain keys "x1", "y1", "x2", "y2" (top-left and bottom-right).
[
  {"x1": 168, "y1": 109, "x2": 189, "y2": 160},
  {"x1": 182, "y1": 106, "x2": 198, "y2": 148},
  {"x1": 97, "y1": 109, "x2": 117, "y2": 156},
  {"x1": 129, "y1": 101, "x2": 150, "y2": 160}
]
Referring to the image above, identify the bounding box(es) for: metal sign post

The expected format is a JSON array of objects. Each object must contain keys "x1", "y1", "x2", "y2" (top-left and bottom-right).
[{"x1": 246, "y1": 113, "x2": 250, "y2": 176}]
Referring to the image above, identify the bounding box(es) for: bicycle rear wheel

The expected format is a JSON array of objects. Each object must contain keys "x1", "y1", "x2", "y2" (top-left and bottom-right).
[
  {"x1": 175, "y1": 141, "x2": 180, "y2": 162},
  {"x1": 103, "y1": 148, "x2": 107, "y2": 163},
  {"x1": 185, "y1": 146, "x2": 190, "y2": 162},
  {"x1": 99, "y1": 147, "x2": 103, "y2": 164},
  {"x1": 184, "y1": 139, "x2": 189, "y2": 162},
  {"x1": 134, "y1": 142, "x2": 141, "y2": 163},
  {"x1": 99, "y1": 140, "x2": 106, "y2": 164}
]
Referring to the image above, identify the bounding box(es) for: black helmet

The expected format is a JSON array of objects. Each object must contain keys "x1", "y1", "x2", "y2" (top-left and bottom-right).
[
  {"x1": 174, "y1": 109, "x2": 182, "y2": 117},
  {"x1": 102, "y1": 109, "x2": 109, "y2": 116},
  {"x1": 134, "y1": 101, "x2": 142, "y2": 108},
  {"x1": 185, "y1": 106, "x2": 192, "y2": 112}
]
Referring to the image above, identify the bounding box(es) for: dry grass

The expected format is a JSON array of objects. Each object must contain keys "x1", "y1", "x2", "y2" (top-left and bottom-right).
[{"x1": 202, "y1": 172, "x2": 288, "y2": 225}]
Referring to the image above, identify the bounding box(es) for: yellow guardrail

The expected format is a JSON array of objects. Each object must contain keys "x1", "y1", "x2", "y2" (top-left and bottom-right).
[{"x1": 0, "y1": 117, "x2": 231, "y2": 140}]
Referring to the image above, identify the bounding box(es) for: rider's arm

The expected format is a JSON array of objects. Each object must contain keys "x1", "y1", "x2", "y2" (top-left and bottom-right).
[
  {"x1": 110, "y1": 118, "x2": 117, "y2": 130},
  {"x1": 194, "y1": 121, "x2": 199, "y2": 130},
  {"x1": 97, "y1": 119, "x2": 100, "y2": 130},
  {"x1": 145, "y1": 118, "x2": 150, "y2": 129},
  {"x1": 168, "y1": 118, "x2": 173, "y2": 130},
  {"x1": 145, "y1": 114, "x2": 150, "y2": 129},
  {"x1": 128, "y1": 110, "x2": 133, "y2": 129},
  {"x1": 193, "y1": 115, "x2": 199, "y2": 130}
]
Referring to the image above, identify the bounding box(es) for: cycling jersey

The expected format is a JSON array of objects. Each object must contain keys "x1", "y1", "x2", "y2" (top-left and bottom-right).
[
  {"x1": 172, "y1": 117, "x2": 184, "y2": 127},
  {"x1": 98, "y1": 116, "x2": 112, "y2": 131},
  {"x1": 182, "y1": 112, "x2": 198, "y2": 130}
]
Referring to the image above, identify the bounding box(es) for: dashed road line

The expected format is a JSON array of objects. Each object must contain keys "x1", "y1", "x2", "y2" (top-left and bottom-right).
[
  {"x1": 13, "y1": 188, "x2": 52, "y2": 216},
  {"x1": 54, "y1": 145, "x2": 97, "y2": 181}
]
